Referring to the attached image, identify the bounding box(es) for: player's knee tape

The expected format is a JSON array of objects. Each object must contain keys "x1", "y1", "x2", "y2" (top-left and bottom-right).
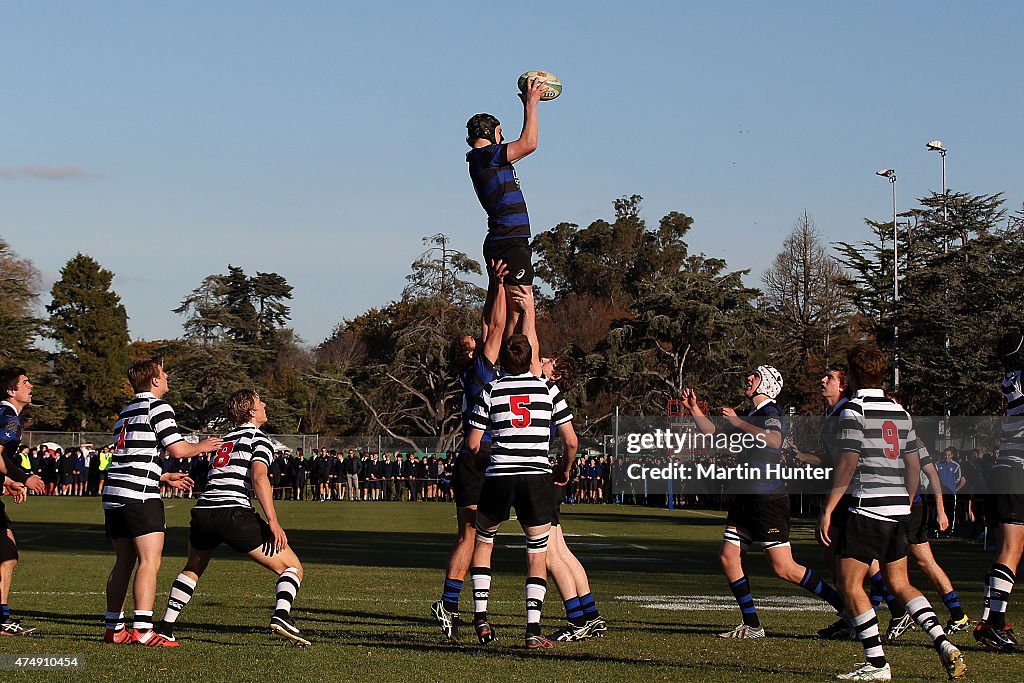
[
  {"x1": 525, "y1": 532, "x2": 550, "y2": 554},
  {"x1": 475, "y1": 524, "x2": 498, "y2": 544},
  {"x1": 282, "y1": 567, "x2": 300, "y2": 577},
  {"x1": 723, "y1": 528, "x2": 752, "y2": 553}
]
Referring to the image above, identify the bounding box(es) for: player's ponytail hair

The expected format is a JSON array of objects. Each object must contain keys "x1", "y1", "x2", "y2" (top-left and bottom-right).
[{"x1": 226, "y1": 389, "x2": 260, "y2": 425}]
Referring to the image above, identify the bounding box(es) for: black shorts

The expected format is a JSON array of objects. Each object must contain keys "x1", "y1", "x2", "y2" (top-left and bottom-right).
[
  {"x1": 907, "y1": 500, "x2": 930, "y2": 544},
  {"x1": 0, "y1": 499, "x2": 10, "y2": 531},
  {"x1": 836, "y1": 511, "x2": 909, "y2": 564},
  {"x1": 478, "y1": 473, "x2": 554, "y2": 528},
  {"x1": 551, "y1": 483, "x2": 566, "y2": 526},
  {"x1": 453, "y1": 445, "x2": 488, "y2": 508},
  {"x1": 189, "y1": 506, "x2": 273, "y2": 553},
  {"x1": 104, "y1": 499, "x2": 166, "y2": 539},
  {"x1": 726, "y1": 494, "x2": 791, "y2": 545},
  {"x1": 483, "y1": 237, "x2": 533, "y2": 286},
  {"x1": 986, "y1": 466, "x2": 1024, "y2": 525},
  {"x1": 987, "y1": 493, "x2": 1024, "y2": 526},
  {"x1": 821, "y1": 495, "x2": 853, "y2": 548}
]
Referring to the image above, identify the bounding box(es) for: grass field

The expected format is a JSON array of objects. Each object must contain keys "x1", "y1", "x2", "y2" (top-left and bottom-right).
[{"x1": 0, "y1": 498, "x2": 1020, "y2": 681}]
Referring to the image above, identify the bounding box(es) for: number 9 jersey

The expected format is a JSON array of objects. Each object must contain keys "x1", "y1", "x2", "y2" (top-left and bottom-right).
[{"x1": 836, "y1": 388, "x2": 920, "y2": 522}]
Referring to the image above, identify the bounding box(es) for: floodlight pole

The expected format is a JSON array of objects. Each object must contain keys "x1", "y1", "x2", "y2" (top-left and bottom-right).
[
  {"x1": 928, "y1": 141, "x2": 950, "y2": 418},
  {"x1": 877, "y1": 169, "x2": 900, "y2": 390}
]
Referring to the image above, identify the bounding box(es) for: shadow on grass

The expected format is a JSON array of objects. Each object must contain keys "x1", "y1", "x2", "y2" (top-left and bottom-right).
[{"x1": 12, "y1": 521, "x2": 725, "y2": 576}]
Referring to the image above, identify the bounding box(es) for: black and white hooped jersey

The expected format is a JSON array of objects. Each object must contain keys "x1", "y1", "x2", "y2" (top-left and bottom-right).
[
  {"x1": 999, "y1": 370, "x2": 1024, "y2": 469},
  {"x1": 468, "y1": 372, "x2": 572, "y2": 477},
  {"x1": 194, "y1": 423, "x2": 272, "y2": 510},
  {"x1": 836, "y1": 388, "x2": 919, "y2": 522},
  {"x1": 103, "y1": 392, "x2": 185, "y2": 510}
]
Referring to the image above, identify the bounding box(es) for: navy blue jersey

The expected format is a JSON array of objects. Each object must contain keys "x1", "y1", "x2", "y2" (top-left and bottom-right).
[
  {"x1": 0, "y1": 403, "x2": 23, "y2": 459},
  {"x1": 467, "y1": 143, "x2": 530, "y2": 240},
  {"x1": 461, "y1": 354, "x2": 499, "y2": 443},
  {"x1": 728, "y1": 400, "x2": 786, "y2": 495},
  {"x1": 0, "y1": 401, "x2": 31, "y2": 484}
]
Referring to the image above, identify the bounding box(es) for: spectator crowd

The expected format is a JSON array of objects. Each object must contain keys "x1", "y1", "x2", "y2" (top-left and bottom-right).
[{"x1": 8, "y1": 440, "x2": 999, "y2": 541}]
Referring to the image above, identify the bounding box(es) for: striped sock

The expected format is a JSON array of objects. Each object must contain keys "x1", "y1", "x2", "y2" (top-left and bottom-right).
[
  {"x1": 942, "y1": 590, "x2": 965, "y2": 623},
  {"x1": 470, "y1": 567, "x2": 492, "y2": 620},
  {"x1": 578, "y1": 592, "x2": 601, "y2": 620},
  {"x1": 799, "y1": 567, "x2": 844, "y2": 612},
  {"x1": 162, "y1": 573, "x2": 197, "y2": 626},
  {"x1": 906, "y1": 595, "x2": 949, "y2": 650},
  {"x1": 0, "y1": 604, "x2": 9, "y2": 621},
  {"x1": 274, "y1": 568, "x2": 301, "y2": 617},
  {"x1": 525, "y1": 577, "x2": 547, "y2": 636},
  {"x1": 988, "y1": 563, "x2": 1016, "y2": 630},
  {"x1": 564, "y1": 596, "x2": 586, "y2": 626},
  {"x1": 729, "y1": 576, "x2": 761, "y2": 629},
  {"x1": 104, "y1": 611, "x2": 126, "y2": 631},
  {"x1": 441, "y1": 578, "x2": 463, "y2": 613},
  {"x1": 851, "y1": 609, "x2": 887, "y2": 668},
  {"x1": 132, "y1": 610, "x2": 154, "y2": 632}
]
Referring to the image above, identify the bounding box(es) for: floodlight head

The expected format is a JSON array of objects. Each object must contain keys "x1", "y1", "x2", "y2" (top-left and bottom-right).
[
  {"x1": 926, "y1": 140, "x2": 946, "y2": 152},
  {"x1": 876, "y1": 168, "x2": 896, "y2": 179}
]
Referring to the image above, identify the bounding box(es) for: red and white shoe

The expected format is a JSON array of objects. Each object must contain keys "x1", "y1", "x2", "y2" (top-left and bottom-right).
[
  {"x1": 133, "y1": 628, "x2": 179, "y2": 647},
  {"x1": 103, "y1": 627, "x2": 135, "y2": 644}
]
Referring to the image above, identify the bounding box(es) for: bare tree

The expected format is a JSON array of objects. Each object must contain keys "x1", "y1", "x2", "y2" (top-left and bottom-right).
[{"x1": 762, "y1": 211, "x2": 852, "y2": 408}]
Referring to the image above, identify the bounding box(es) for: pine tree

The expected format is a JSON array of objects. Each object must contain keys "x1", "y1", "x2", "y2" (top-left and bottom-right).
[{"x1": 46, "y1": 253, "x2": 130, "y2": 429}]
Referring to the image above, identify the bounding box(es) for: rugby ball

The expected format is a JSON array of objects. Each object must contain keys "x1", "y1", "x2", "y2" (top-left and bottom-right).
[{"x1": 518, "y1": 70, "x2": 562, "y2": 101}]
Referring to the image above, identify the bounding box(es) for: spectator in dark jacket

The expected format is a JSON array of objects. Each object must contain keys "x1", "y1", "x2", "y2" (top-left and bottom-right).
[
  {"x1": 291, "y1": 451, "x2": 307, "y2": 500},
  {"x1": 401, "y1": 454, "x2": 416, "y2": 501},
  {"x1": 381, "y1": 454, "x2": 395, "y2": 501},
  {"x1": 343, "y1": 450, "x2": 361, "y2": 501}
]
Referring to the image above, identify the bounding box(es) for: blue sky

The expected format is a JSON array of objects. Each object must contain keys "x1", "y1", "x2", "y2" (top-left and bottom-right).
[{"x1": 3, "y1": 2, "x2": 1022, "y2": 345}]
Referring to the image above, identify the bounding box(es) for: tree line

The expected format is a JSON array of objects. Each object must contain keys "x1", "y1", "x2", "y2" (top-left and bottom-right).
[{"x1": 2, "y1": 189, "x2": 1022, "y2": 449}]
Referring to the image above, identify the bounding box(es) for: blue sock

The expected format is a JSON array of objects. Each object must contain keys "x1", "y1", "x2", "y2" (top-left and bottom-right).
[
  {"x1": 870, "y1": 571, "x2": 903, "y2": 617},
  {"x1": 869, "y1": 573, "x2": 885, "y2": 610},
  {"x1": 942, "y1": 591, "x2": 965, "y2": 622},
  {"x1": 0, "y1": 603, "x2": 9, "y2": 621},
  {"x1": 799, "y1": 567, "x2": 845, "y2": 612},
  {"x1": 578, "y1": 592, "x2": 600, "y2": 620},
  {"x1": 729, "y1": 576, "x2": 760, "y2": 628},
  {"x1": 564, "y1": 596, "x2": 586, "y2": 626},
  {"x1": 441, "y1": 578, "x2": 463, "y2": 613}
]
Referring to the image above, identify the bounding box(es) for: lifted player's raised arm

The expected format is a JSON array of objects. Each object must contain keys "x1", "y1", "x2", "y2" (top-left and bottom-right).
[
  {"x1": 505, "y1": 77, "x2": 546, "y2": 163},
  {"x1": 510, "y1": 285, "x2": 543, "y2": 377},
  {"x1": 480, "y1": 260, "x2": 508, "y2": 365}
]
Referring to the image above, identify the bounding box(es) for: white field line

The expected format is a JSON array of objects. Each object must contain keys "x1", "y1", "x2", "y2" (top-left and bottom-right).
[
  {"x1": 17, "y1": 523, "x2": 102, "y2": 544},
  {"x1": 615, "y1": 594, "x2": 831, "y2": 612}
]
